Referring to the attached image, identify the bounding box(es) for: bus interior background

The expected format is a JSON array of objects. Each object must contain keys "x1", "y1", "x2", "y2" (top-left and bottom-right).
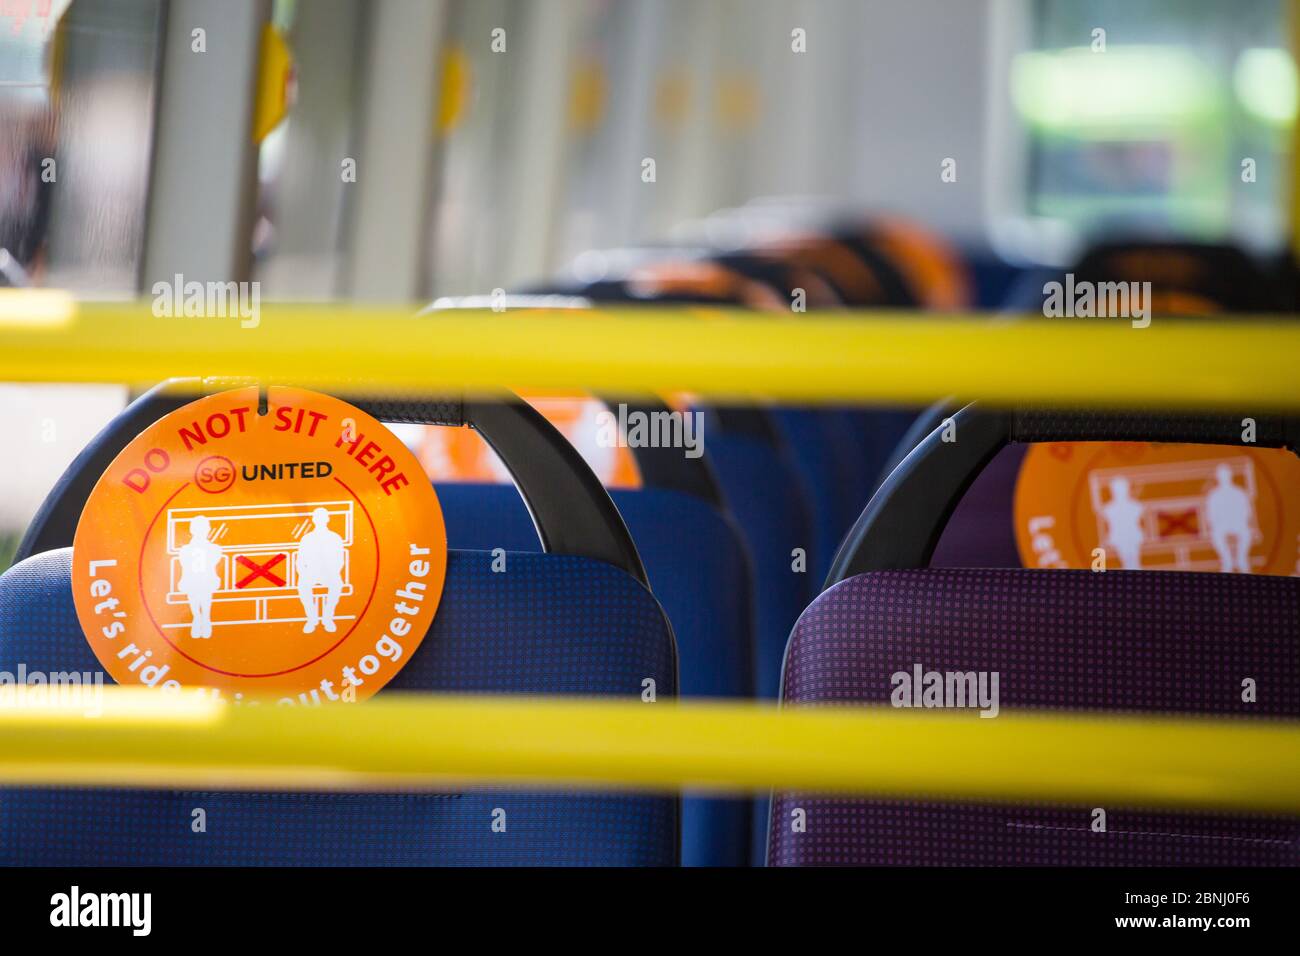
[
  {"x1": 1, "y1": 0, "x2": 1294, "y2": 571},
  {"x1": 0, "y1": 0, "x2": 1297, "y2": 884}
]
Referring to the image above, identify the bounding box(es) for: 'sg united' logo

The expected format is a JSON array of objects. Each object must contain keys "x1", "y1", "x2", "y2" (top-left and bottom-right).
[{"x1": 195, "y1": 455, "x2": 236, "y2": 494}]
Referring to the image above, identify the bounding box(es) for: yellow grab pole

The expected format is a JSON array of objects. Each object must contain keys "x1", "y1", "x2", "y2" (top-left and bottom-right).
[
  {"x1": 1, "y1": 689, "x2": 1298, "y2": 812},
  {"x1": 1, "y1": 293, "x2": 1298, "y2": 408}
]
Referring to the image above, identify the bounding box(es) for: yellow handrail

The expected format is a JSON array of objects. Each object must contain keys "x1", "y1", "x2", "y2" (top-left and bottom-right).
[
  {"x1": 2, "y1": 689, "x2": 1298, "y2": 811},
  {"x1": 1, "y1": 293, "x2": 1298, "y2": 408}
]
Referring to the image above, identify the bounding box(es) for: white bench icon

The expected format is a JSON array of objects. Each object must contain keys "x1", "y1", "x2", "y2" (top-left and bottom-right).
[
  {"x1": 1087, "y1": 458, "x2": 1260, "y2": 572},
  {"x1": 164, "y1": 500, "x2": 355, "y2": 633}
]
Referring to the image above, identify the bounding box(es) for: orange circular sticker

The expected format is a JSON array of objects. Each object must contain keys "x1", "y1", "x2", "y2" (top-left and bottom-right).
[
  {"x1": 1014, "y1": 442, "x2": 1300, "y2": 577},
  {"x1": 72, "y1": 387, "x2": 447, "y2": 704}
]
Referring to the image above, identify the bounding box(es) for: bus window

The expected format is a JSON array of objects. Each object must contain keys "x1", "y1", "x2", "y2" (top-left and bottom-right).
[
  {"x1": 1001, "y1": 0, "x2": 1292, "y2": 259},
  {"x1": 0, "y1": 0, "x2": 162, "y2": 571}
]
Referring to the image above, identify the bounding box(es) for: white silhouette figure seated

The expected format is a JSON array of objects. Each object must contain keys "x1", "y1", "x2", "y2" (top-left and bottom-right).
[
  {"x1": 1100, "y1": 477, "x2": 1144, "y2": 570},
  {"x1": 297, "y1": 507, "x2": 346, "y2": 633},
  {"x1": 1205, "y1": 463, "x2": 1255, "y2": 573},
  {"x1": 177, "y1": 515, "x2": 222, "y2": 639}
]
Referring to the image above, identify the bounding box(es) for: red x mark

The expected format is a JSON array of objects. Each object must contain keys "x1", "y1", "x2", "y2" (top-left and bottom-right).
[
  {"x1": 1156, "y1": 509, "x2": 1198, "y2": 538},
  {"x1": 235, "y1": 553, "x2": 286, "y2": 589}
]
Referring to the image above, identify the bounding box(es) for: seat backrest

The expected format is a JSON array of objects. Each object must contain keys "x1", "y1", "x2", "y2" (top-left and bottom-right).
[
  {"x1": 437, "y1": 469, "x2": 756, "y2": 867},
  {"x1": 697, "y1": 409, "x2": 814, "y2": 700},
  {"x1": 996, "y1": 239, "x2": 1284, "y2": 315},
  {"x1": 770, "y1": 566, "x2": 1300, "y2": 865},
  {"x1": 770, "y1": 407, "x2": 1300, "y2": 866},
  {"x1": 1073, "y1": 240, "x2": 1285, "y2": 313},
  {"x1": 1, "y1": 547, "x2": 678, "y2": 865},
  {"x1": 439, "y1": 483, "x2": 751, "y2": 697},
  {"x1": 923, "y1": 240, "x2": 1296, "y2": 570},
  {"x1": 1, "y1": 388, "x2": 680, "y2": 866},
  {"x1": 767, "y1": 407, "x2": 870, "y2": 582},
  {"x1": 425, "y1": 294, "x2": 760, "y2": 865}
]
